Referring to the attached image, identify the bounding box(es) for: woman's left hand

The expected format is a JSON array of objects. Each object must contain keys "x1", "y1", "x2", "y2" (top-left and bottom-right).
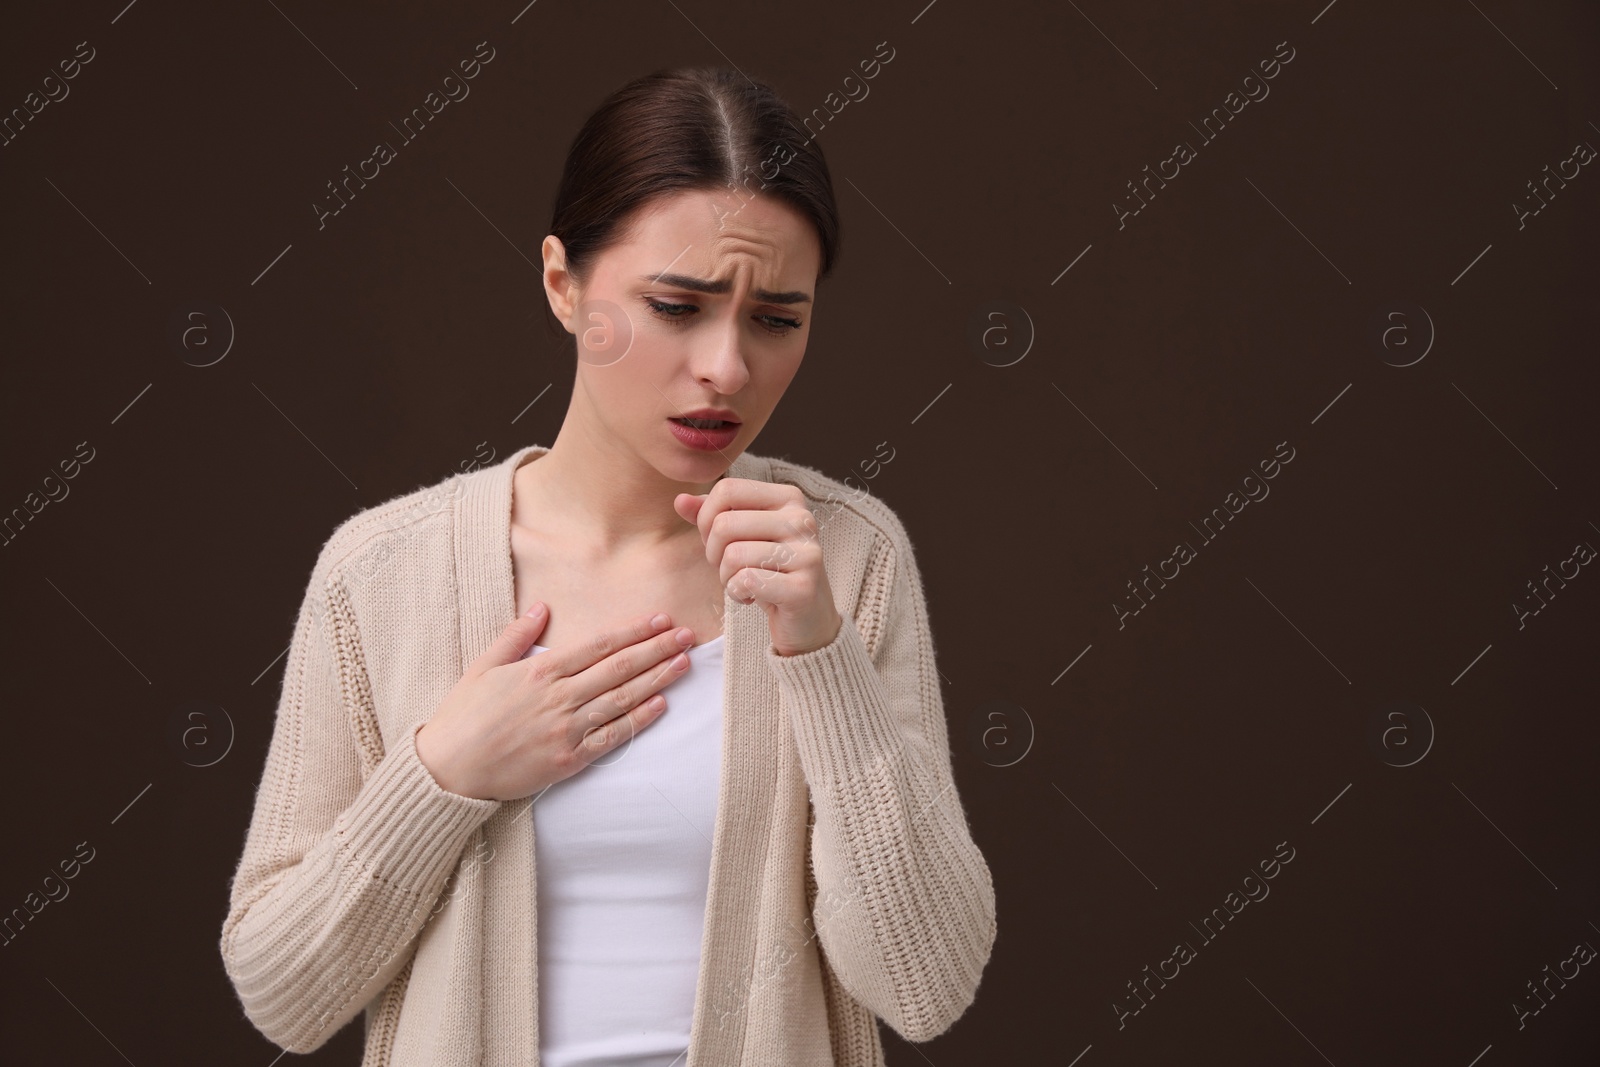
[{"x1": 674, "y1": 480, "x2": 844, "y2": 657}]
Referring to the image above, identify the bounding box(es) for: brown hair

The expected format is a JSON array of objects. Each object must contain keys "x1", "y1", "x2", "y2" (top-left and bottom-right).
[{"x1": 543, "y1": 66, "x2": 841, "y2": 338}]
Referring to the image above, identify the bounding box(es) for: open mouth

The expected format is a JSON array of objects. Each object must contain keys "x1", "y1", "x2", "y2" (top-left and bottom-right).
[{"x1": 671, "y1": 417, "x2": 738, "y2": 430}]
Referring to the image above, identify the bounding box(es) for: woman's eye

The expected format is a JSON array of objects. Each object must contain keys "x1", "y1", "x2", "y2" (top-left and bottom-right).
[
  {"x1": 645, "y1": 298, "x2": 695, "y2": 324},
  {"x1": 643, "y1": 298, "x2": 801, "y2": 336}
]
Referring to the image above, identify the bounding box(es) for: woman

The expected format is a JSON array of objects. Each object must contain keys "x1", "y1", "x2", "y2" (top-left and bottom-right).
[{"x1": 220, "y1": 66, "x2": 996, "y2": 1067}]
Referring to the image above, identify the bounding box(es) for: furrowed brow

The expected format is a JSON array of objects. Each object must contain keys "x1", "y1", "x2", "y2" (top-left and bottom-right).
[{"x1": 640, "y1": 273, "x2": 811, "y2": 305}]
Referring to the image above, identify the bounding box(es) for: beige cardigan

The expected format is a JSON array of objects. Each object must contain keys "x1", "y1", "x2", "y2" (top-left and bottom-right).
[{"x1": 220, "y1": 443, "x2": 996, "y2": 1065}]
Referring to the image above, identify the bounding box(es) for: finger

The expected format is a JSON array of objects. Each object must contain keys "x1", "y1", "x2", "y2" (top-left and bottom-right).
[
  {"x1": 568, "y1": 628, "x2": 696, "y2": 741},
  {"x1": 571, "y1": 691, "x2": 670, "y2": 762},
  {"x1": 673, "y1": 492, "x2": 705, "y2": 526},
  {"x1": 727, "y1": 567, "x2": 806, "y2": 608},
  {"x1": 560, "y1": 617, "x2": 695, "y2": 706},
  {"x1": 469, "y1": 602, "x2": 549, "y2": 676},
  {"x1": 702, "y1": 506, "x2": 817, "y2": 569},
  {"x1": 716, "y1": 537, "x2": 813, "y2": 586},
  {"x1": 694, "y1": 479, "x2": 801, "y2": 552}
]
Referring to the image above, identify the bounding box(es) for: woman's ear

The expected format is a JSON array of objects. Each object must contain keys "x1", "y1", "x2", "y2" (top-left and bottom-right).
[{"x1": 541, "y1": 235, "x2": 579, "y2": 334}]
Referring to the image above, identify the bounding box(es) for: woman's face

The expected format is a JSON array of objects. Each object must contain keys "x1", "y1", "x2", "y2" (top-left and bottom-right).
[{"x1": 542, "y1": 186, "x2": 821, "y2": 481}]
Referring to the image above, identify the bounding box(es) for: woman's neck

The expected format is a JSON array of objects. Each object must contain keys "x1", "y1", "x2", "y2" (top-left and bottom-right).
[{"x1": 512, "y1": 432, "x2": 721, "y2": 559}]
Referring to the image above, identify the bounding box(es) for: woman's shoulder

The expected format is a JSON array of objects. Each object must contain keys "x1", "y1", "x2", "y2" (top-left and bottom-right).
[{"x1": 304, "y1": 460, "x2": 484, "y2": 588}]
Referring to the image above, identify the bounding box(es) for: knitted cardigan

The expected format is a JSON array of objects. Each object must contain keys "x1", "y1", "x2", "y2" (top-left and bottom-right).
[{"x1": 219, "y1": 442, "x2": 996, "y2": 1065}]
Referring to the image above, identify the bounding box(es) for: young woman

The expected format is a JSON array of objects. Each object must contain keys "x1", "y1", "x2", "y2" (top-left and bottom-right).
[{"x1": 221, "y1": 67, "x2": 995, "y2": 1067}]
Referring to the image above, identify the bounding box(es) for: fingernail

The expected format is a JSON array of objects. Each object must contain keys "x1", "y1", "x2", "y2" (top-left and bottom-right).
[
  {"x1": 527, "y1": 602, "x2": 544, "y2": 616},
  {"x1": 651, "y1": 613, "x2": 671, "y2": 629},
  {"x1": 676, "y1": 628, "x2": 695, "y2": 646}
]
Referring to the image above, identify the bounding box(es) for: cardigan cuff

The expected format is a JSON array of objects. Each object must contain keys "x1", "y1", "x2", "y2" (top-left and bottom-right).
[
  {"x1": 764, "y1": 616, "x2": 908, "y2": 790},
  {"x1": 330, "y1": 720, "x2": 502, "y2": 890}
]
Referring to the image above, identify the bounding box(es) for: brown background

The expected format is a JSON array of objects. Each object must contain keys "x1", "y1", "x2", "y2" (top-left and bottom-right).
[{"x1": 2, "y1": 0, "x2": 1596, "y2": 1063}]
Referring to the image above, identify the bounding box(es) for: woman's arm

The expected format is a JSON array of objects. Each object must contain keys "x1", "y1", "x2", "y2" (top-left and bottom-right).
[
  {"x1": 765, "y1": 510, "x2": 997, "y2": 1043},
  {"x1": 219, "y1": 550, "x2": 501, "y2": 1053}
]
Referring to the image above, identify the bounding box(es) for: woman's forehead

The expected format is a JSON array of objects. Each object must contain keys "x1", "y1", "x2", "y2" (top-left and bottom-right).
[{"x1": 608, "y1": 193, "x2": 820, "y2": 286}]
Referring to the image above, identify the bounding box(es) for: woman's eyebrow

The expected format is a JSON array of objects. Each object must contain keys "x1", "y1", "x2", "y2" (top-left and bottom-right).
[{"x1": 639, "y1": 272, "x2": 811, "y2": 305}]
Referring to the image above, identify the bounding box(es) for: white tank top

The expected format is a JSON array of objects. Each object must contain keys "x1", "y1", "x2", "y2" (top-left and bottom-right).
[{"x1": 523, "y1": 633, "x2": 726, "y2": 1067}]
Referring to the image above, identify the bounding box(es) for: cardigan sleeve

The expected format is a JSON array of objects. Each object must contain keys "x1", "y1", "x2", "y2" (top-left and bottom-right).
[
  {"x1": 219, "y1": 558, "x2": 502, "y2": 1053},
  {"x1": 764, "y1": 512, "x2": 997, "y2": 1043}
]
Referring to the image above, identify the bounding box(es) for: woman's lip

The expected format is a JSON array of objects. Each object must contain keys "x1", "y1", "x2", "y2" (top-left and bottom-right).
[{"x1": 667, "y1": 417, "x2": 740, "y2": 451}]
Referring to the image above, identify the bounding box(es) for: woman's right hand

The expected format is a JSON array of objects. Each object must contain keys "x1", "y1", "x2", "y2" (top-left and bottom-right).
[{"x1": 415, "y1": 604, "x2": 698, "y2": 801}]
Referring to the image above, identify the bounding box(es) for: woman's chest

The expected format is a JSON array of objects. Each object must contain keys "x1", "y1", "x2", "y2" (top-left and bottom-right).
[{"x1": 511, "y1": 528, "x2": 729, "y2": 650}]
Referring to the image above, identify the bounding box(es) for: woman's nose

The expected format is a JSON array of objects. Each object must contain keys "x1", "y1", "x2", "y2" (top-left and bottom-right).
[{"x1": 693, "y1": 322, "x2": 751, "y2": 393}]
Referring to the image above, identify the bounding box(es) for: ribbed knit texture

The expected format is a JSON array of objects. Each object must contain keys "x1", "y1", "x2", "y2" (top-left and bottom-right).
[{"x1": 219, "y1": 443, "x2": 996, "y2": 1065}]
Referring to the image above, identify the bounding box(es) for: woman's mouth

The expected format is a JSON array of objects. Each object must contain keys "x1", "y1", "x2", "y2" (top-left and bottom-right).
[{"x1": 668, "y1": 417, "x2": 740, "y2": 450}]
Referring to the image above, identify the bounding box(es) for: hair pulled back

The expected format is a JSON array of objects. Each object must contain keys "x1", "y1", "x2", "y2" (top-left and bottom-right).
[{"x1": 544, "y1": 66, "x2": 840, "y2": 337}]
